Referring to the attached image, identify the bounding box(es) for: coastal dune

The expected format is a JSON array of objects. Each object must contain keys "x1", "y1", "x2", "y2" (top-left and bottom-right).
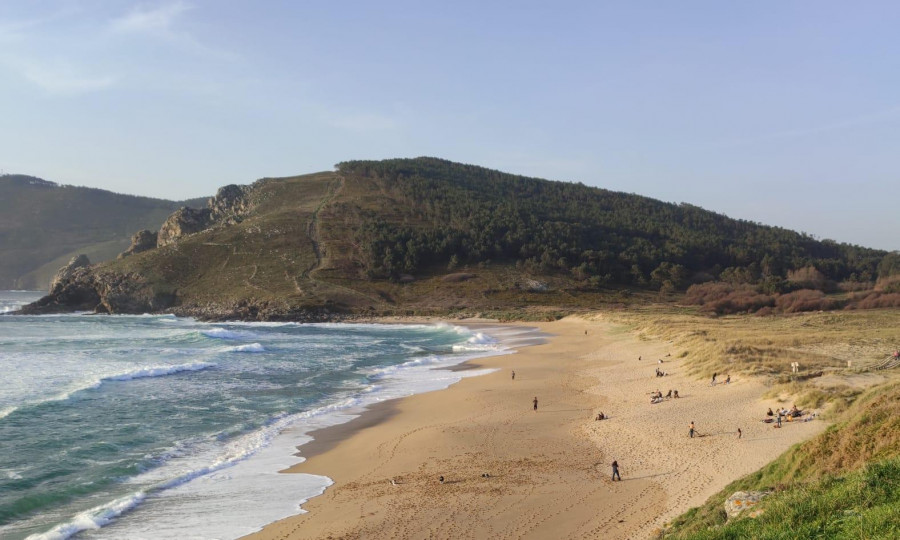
[{"x1": 245, "y1": 316, "x2": 826, "y2": 539}]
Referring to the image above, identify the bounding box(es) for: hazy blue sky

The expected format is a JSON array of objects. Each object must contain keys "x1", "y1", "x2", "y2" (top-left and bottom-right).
[{"x1": 1, "y1": 1, "x2": 898, "y2": 250}]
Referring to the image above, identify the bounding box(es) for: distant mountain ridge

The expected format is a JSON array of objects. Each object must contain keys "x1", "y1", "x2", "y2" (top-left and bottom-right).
[
  {"x1": 22, "y1": 158, "x2": 892, "y2": 320},
  {"x1": 0, "y1": 174, "x2": 206, "y2": 289}
]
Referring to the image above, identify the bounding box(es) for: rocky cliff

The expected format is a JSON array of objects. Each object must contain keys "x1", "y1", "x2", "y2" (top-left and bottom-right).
[{"x1": 21, "y1": 266, "x2": 175, "y2": 315}]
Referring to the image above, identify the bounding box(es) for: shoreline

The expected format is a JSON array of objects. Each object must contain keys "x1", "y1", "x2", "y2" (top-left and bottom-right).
[
  {"x1": 285, "y1": 322, "x2": 542, "y2": 462},
  {"x1": 244, "y1": 316, "x2": 828, "y2": 540}
]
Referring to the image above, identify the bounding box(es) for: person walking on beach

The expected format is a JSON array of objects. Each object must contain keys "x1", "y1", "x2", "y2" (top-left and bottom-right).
[
  {"x1": 611, "y1": 460, "x2": 621, "y2": 481},
  {"x1": 511, "y1": 370, "x2": 515, "y2": 380},
  {"x1": 737, "y1": 428, "x2": 742, "y2": 439},
  {"x1": 533, "y1": 396, "x2": 538, "y2": 411},
  {"x1": 689, "y1": 421, "x2": 695, "y2": 438},
  {"x1": 711, "y1": 373, "x2": 717, "y2": 386}
]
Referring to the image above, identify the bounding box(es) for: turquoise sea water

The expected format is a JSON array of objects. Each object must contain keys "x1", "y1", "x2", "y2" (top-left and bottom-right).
[{"x1": 0, "y1": 291, "x2": 525, "y2": 539}]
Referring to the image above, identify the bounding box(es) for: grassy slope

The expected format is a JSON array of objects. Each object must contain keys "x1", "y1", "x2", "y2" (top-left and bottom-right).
[
  {"x1": 103, "y1": 173, "x2": 341, "y2": 309},
  {"x1": 0, "y1": 174, "x2": 206, "y2": 289}
]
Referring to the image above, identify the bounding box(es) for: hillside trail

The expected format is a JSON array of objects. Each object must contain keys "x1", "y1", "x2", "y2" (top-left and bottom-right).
[{"x1": 298, "y1": 175, "x2": 385, "y2": 307}]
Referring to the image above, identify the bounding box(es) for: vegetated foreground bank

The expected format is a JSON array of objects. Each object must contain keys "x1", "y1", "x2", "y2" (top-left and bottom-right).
[{"x1": 19, "y1": 157, "x2": 897, "y2": 320}]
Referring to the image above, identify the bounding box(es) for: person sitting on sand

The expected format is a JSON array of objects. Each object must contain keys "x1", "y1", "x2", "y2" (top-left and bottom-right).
[
  {"x1": 596, "y1": 412, "x2": 606, "y2": 421},
  {"x1": 673, "y1": 390, "x2": 680, "y2": 399},
  {"x1": 767, "y1": 408, "x2": 774, "y2": 416},
  {"x1": 665, "y1": 389, "x2": 672, "y2": 399},
  {"x1": 725, "y1": 374, "x2": 731, "y2": 384}
]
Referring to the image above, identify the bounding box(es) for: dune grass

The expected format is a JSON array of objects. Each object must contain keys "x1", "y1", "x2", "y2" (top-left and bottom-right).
[
  {"x1": 604, "y1": 308, "x2": 900, "y2": 417},
  {"x1": 667, "y1": 457, "x2": 900, "y2": 539}
]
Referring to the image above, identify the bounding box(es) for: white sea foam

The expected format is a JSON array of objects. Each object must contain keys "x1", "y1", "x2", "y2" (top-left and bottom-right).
[
  {"x1": 222, "y1": 343, "x2": 266, "y2": 353},
  {"x1": 451, "y1": 331, "x2": 506, "y2": 352},
  {"x1": 26, "y1": 491, "x2": 146, "y2": 540},
  {"x1": 103, "y1": 362, "x2": 217, "y2": 382},
  {"x1": 202, "y1": 328, "x2": 255, "y2": 340}
]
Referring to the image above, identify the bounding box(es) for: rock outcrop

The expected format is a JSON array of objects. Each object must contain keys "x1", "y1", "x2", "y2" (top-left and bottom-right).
[
  {"x1": 724, "y1": 490, "x2": 771, "y2": 519},
  {"x1": 118, "y1": 230, "x2": 158, "y2": 258},
  {"x1": 50, "y1": 254, "x2": 91, "y2": 293},
  {"x1": 208, "y1": 184, "x2": 252, "y2": 223},
  {"x1": 22, "y1": 265, "x2": 175, "y2": 315},
  {"x1": 157, "y1": 207, "x2": 213, "y2": 247},
  {"x1": 156, "y1": 184, "x2": 253, "y2": 247}
]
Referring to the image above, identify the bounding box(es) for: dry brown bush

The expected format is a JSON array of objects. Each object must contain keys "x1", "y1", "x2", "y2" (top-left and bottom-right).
[
  {"x1": 874, "y1": 274, "x2": 900, "y2": 293},
  {"x1": 775, "y1": 289, "x2": 844, "y2": 313},
  {"x1": 787, "y1": 266, "x2": 828, "y2": 290},
  {"x1": 683, "y1": 282, "x2": 738, "y2": 305},
  {"x1": 683, "y1": 282, "x2": 774, "y2": 314},
  {"x1": 837, "y1": 280, "x2": 873, "y2": 292},
  {"x1": 849, "y1": 291, "x2": 900, "y2": 309}
]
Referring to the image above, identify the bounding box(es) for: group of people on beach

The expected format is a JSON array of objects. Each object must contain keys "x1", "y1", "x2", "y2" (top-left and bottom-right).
[
  {"x1": 765, "y1": 404, "x2": 815, "y2": 428},
  {"x1": 710, "y1": 372, "x2": 731, "y2": 385},
  {"x1": 650, "y1": 389, "x2": 678, "y2": 403}
]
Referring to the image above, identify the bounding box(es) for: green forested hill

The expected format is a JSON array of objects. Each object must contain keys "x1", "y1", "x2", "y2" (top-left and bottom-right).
[
  {"x1": 0, "y1": 174, "x2": 206, "y2": 289},
  {"x1": 337, "y1": 158, "x2": 884, "y2": 287},
  {"x1": 27, "y1": 158, "x2": 893, "y2": 319}
]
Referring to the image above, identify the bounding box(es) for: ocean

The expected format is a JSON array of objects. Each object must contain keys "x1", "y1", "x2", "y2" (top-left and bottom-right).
[{"x1": 0, "y1": 291, "x2": 535, "y2": 539}]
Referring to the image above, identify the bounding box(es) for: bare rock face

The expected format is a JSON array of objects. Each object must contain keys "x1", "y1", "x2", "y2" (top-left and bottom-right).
[
  {"x1": 118, "y1": 230, "x2": 158, "y2": 259},
  {"x1": 157, "y1": 207, "x2": 213, "y2": 247},
  {"x1": 50, "y1": 254, "x2": 91, "y2": 293},
  {"x1": 156, "y1": 184, "x2": 252, "y2": 247},
  {"x1": 22, "y1": 266, "x2": 175, "y2": 315},
  {"x1": 208, "y1": 184, "x2": 252, "y2": 223}
]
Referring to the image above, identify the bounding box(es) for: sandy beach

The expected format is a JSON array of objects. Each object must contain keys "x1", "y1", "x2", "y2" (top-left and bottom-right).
[{"x1": 244, "y1": 316, "x2": 827, "y2": 540}]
